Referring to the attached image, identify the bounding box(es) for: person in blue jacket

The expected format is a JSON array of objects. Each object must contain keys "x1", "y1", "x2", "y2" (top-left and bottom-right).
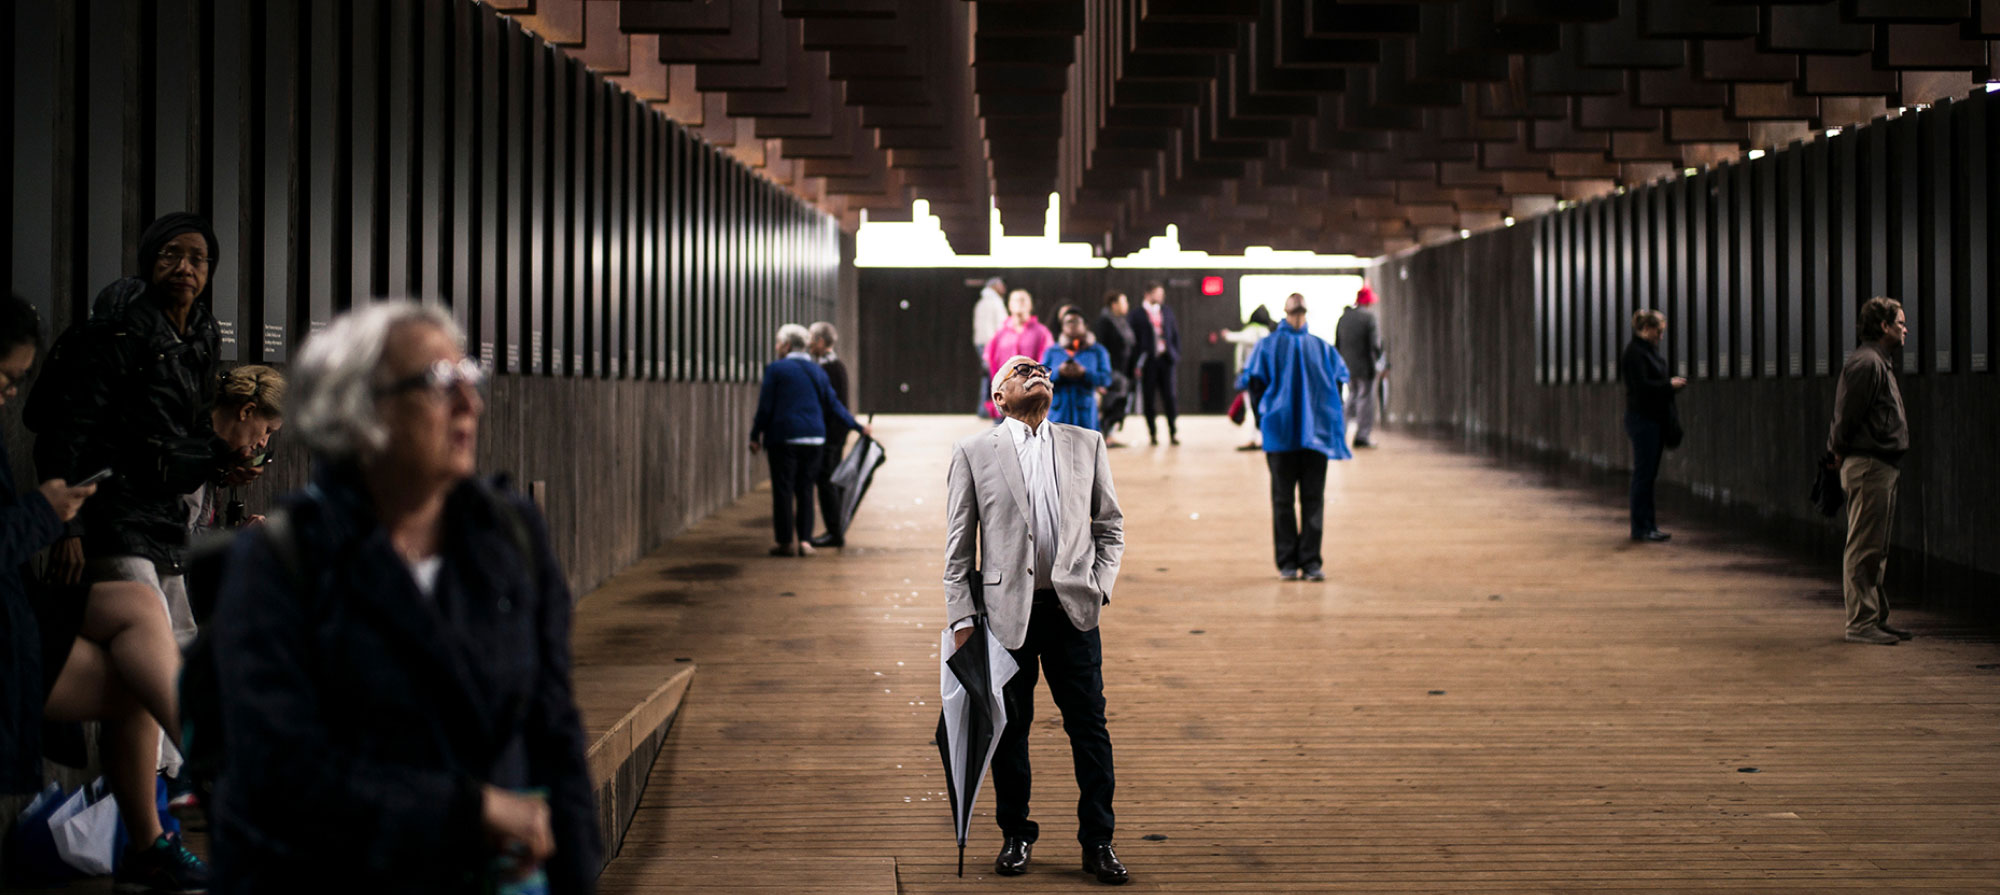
[
  {"x1": 1236, "y1": 293, "x2": 1351, "y2": 581},
  {"x1": 750, "y1": 324, "x2": 869, "y2": 556},
  {"x1": 1040, "y1": 307, "x2": 1114, "y2": 431}
]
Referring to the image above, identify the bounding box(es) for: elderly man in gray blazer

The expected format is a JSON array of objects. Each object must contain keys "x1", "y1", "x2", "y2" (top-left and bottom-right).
[{"x1": 944, "y1": 354, "x2": 1128, "y2": 885}]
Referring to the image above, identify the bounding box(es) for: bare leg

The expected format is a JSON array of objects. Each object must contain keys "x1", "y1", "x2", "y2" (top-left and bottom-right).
[
  {"x1": 45, "y1": 639, "x2": 167, "y2": 847},
  {"x1": 78, "y1": 580, "x2": 181, "y2": 739}
]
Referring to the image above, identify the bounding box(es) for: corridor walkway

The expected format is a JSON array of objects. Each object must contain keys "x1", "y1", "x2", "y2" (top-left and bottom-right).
[{"x1": 585, "y1": 416, "x2": 2000, "y2": 893}]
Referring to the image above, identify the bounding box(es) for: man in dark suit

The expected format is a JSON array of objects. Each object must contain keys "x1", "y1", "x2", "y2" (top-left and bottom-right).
[
  {"x1": 1125, "y1": 281, "x2": 1181, "y2": 446},
  {"x1": 944, "y1": 355, "x2": 1129, "y2": 884}
]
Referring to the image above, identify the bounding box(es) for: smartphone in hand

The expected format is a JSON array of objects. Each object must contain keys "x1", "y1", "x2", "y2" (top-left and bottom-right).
[{"x1": 76, "y1": 468, "x2": 114, "y2": 488}]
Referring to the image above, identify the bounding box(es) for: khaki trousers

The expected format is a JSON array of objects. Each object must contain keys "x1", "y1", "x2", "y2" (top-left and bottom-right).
[{"x1": 1838, "y1": 455, "x2": 1899, "y2": 635}]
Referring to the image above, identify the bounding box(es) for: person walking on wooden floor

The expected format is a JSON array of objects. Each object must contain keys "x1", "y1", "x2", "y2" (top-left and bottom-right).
[
  {"x1": 943, "y1": 354, "x2": 1130, "y2": 884},
  {"x1": 1237, "y1": 293, "x2": 1352, "y2": 581}
]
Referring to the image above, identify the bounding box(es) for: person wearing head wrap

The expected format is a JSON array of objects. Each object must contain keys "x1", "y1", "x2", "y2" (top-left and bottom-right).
[
  {"x1": 1335, "y1": 285, "x2": 1387, "y2": 448},
  {"x1": 26, "y1": 212, "x2": 255, "y2": 649}
]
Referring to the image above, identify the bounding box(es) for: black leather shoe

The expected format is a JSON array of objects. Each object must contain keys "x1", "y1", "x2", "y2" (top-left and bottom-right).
[
  {"x1": 1082, "y1": 843, "x2": 1129, "y2": 885},
  {"x1": 1877, "y1": 622, "x2": 1913, "y2": 640},
  {"x1": 808, "y1": 534, "x2": 844, "y2": 548},
  {"x1": 995, "y1": 837, "x2": 1031, "y2": 876},
  {"x1": 1632, "y1": 530, "x2": 1671, "y2": 542}
]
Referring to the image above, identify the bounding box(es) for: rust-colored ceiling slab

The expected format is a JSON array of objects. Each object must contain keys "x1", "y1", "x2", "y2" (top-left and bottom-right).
[{"x1": 499, "y1": 0, "x2": 1996, "y2": 258}]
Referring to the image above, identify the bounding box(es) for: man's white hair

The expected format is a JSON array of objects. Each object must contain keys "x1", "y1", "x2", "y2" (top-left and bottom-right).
[
  {"x1": 291, "y1": 300, "x2": 463, "y2": 461},
  {"x1": 776, "y1": 323, "x2": 810, "y2": 352}
]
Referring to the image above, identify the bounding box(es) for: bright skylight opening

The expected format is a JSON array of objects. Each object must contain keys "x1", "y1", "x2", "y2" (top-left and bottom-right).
[{"x1": 856, "y1": 194, "x2": 1367, "y2": 269}]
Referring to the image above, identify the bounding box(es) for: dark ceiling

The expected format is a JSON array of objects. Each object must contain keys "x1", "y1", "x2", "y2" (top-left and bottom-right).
[{"x1": 495, "y1": 0, "x2": 2000, "y2": 258}]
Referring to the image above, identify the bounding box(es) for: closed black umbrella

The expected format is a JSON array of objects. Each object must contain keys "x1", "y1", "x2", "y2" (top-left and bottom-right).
[
  {"x1": 935, "y1": 577, "x2": 1017, "y2": 877},
  {"x1": 828, "y1": 425, "x2": 887, "y2": 538}
]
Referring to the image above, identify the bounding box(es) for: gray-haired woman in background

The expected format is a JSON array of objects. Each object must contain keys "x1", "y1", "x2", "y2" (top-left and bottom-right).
[{"x1": 209, "y1": 301, "x2": 599, "y2": 894}]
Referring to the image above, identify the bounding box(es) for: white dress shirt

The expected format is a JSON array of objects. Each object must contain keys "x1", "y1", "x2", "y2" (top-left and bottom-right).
[
  {"x1": 950, "y1": 417, "x2": 1064, "y2": 635},
  {"x1": 1003, "y1": 416, "x2": 1062, "y2": 591}
]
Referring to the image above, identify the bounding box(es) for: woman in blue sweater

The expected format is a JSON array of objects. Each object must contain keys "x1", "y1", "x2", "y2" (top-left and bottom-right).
[
  {"x1": 750, "y1": 324, "x2": 868, "y2": 556},
  {"x1": 1040, "y1": 308, "x2": 1114, "y2": 431}
]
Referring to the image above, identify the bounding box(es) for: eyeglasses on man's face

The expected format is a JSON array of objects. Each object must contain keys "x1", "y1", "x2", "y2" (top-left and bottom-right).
[
  {"x1": 1008, "y1": 362, "x2": 1051, "y2": 381},
  {"x1": 156, "y1": 249, "x2": 211, "y2": 269},
  {"x1": 376, "y1": 357, "x2": 487, "y2": 401}
]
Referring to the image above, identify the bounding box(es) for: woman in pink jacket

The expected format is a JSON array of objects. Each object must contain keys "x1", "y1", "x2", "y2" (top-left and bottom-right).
[{"x1": 983, "y1": 290, "x2": 1053, "y2": 419}]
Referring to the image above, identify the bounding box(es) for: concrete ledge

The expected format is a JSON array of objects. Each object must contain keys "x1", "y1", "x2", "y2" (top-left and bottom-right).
[{"x1": 583, "y1": 665, "x2": 695, "y2": 871}]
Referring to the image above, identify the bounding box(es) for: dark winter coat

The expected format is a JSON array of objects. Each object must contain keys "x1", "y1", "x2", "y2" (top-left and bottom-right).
[
  {"x1": 750, "y1": 354, "x2": 860, "y2": 447},
  {"x1": 209, "y1": 467, "x2": 600, "y2": 894},
  {"x1": 30, "y1": 213, "x2": 226, "y2": 572},
  {"x1": 0, "y1": 438, "x2": 65, "y2": 793}
]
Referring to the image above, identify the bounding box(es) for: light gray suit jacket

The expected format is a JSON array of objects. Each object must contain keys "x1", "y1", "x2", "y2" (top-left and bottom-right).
[{"x1": 944, "y1": 421, "x2": 1124, "y2": 651}]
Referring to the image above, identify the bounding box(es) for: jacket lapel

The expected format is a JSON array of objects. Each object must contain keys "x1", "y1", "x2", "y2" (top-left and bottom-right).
[{"x1": 990, "y1": 425, "x2": 1031, "y2": 523}]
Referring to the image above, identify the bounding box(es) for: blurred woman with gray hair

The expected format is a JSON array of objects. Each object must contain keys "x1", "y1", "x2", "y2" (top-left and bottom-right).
[
  {"x1": 208, "y1": 301, "x2": 600, "y2": 894},
  {"x1": 751, "y1": 323, "x2": 868, "y2": 556}
]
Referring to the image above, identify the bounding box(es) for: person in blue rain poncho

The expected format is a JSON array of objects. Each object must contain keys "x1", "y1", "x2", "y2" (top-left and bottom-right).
[
  {"x1": 1236, "y1": 292, "x2": 1351, "y2": 581},
  {"x1": 1040, "y1": 307, "x2": 1114, "y2": 431}
]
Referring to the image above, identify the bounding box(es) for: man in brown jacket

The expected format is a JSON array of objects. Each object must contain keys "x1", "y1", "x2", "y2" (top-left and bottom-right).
[{"x1": 1827, "y1": 297, "x2": 1911, "y2": 645}]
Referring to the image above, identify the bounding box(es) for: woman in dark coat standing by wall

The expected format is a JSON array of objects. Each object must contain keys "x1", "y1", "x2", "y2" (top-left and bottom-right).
[
  {"x1": 209, "y1": 301, "x2": 600, "y2": 894},
  {"x1": 1621, "y1": 309, "x2": 1685, "y2": 543}
]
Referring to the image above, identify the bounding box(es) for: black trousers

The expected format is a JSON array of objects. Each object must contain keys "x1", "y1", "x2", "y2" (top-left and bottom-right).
[
  {"x1": 766, "y1": 443, "x2": 821, "y2": 545},
  {"x1": 814, "y1": 432, "x2": 846, "y2": 540},
  {"x1": 1139, "y1": 355, "x2": 1178, "y2": 440},
  {"x1": 993, "y1": 593, "x2": 1116, "y2": 848},
  {"x1": 1267, "y1": 449, "x2": 1328, "y2": 573},
  {"x1": 1625, "y1": 411, "x2": 1663, "y2": 537}
]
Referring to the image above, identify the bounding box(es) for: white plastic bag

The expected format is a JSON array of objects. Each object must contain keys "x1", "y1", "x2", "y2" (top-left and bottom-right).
[{"x1": 50, "y1": 780, "x2": 122, "y2": 876}]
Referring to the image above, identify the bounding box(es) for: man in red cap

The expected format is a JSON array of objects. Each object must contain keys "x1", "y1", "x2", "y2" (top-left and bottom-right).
[{"x1": 1335, "y1": 286, "x2": 1387, "y2": 448}]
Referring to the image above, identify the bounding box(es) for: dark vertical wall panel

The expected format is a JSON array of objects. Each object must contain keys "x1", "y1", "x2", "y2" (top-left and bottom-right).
[
  {"x1": 1923, "y1": 101, "x2": 1953, "y2": 374},
  {"x1": 1965, "y1": 96, "x2": 1990, "y2": 373},
  {"x1": 1891, "y1": 112, "x2": 1921, "y2": 370},
  {"x1": 450, "y1": 0, "x2": 479, "y2": 339},
  {"x1": 383, "y1": 0, "x2": 417, "y2": 299},
  {"x1": 1733, "y1": 163, "x2": 1755, "y2": 378},
  {"x1": 82, "y1": 1, "x2": 139, "y2": 311},
  {"x1": 1553, "y1": 211, "x2": 1567, "y2": 382},
  {"x1": 348, "y1": 0, "x2": 381, "y2": 306},
  {"x1": 475, "y1": 11, "x2": 502, "y2": 364},
  {"x1": 569, "y1": 66, "x2": 589, "y2": 376},
  {"x1": 1805, "y1": 138, "x2": 1831, "y2": 376},
  {"x1": 419, "y1": 0, "x2": 450, "y2": 307},
  {"x1": 11, "y1": 1, "x2": 63, "y2": 327},
  {"x1": 305, "y1": 0, "x2": 343, "y2": 335},
  {"x1": 1756, "y1": 155, "x2": 1778, "y2": 378},
  {"x1": 1688, "y1": 174, "x2": 1710, "y2": 378},
  {"x1": 501, "y1": 27, "x2": 527, "y2": 373},
  {"x1": 1841, "y1": 128, "x2": 1865, "y2": 355},
  {"x1": 260, "y1": 0, "x2": 297, "y2": 361},
  {"x1": 549, "y1": 57, "x2": 572, "y2": 376},
  {"x1": 153, "y1": 0, "x2": 197, "y2": 218},
  {"x1": 206, "y1": 0, "x2": 248, "y2": 361},
  {"x1": 527, "y1": 40, "x2": 548, "y2": 375},
  {"x1": 1712, "y1": 167, "x2": 1735, "y2": 379},
  {"x1": 1533, "y1": 219, "x2": 1547, "y2": 383}
]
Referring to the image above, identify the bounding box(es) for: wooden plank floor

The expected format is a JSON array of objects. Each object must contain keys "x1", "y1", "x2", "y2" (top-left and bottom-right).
[{"x1": 592, "y1": 415, "x2": 2000, "y2": 893}]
